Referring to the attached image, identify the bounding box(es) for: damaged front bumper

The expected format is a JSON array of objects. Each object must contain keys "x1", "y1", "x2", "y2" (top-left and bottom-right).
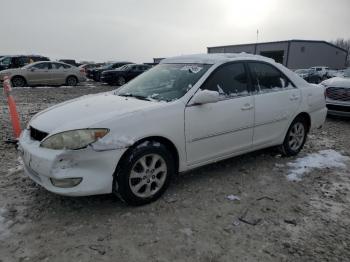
[{"x1": 18, "y1": 129, "x2": 127, "y2": 196}]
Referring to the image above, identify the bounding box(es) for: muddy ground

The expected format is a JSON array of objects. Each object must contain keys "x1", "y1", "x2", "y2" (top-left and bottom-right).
[{"x1": 0, "y1": 82, "x2": 350, "y2": 262}]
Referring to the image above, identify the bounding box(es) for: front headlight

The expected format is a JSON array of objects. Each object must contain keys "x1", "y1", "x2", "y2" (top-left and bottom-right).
[{"x1": 40, "y1": 129, "x2": 109, "y2": 150}]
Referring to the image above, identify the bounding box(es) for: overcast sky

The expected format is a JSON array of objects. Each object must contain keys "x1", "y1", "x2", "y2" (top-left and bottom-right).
[{"x1": 0, "y1": 0, "x2": 349, "y2": 63}]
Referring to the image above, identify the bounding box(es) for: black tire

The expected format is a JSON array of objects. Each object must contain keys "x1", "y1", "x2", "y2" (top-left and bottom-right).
[
  {"x1": 66, "y1": 76, "x2": 78, "y2": 86},
  {"x1": 113, "y1": 141, "x2": 174, "y2": 206},
  {"x1": 11, "y1": 76, "x2": 26, "y2": 87},
  {"x1": 281, "y1": 117, "x2": 308, "y2": 157},
  {"x1": 117, "y1": 76, "x2": 126, "y2": 86}
]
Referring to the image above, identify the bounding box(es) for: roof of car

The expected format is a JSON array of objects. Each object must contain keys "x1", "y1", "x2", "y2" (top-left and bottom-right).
[{"x1": 161, "y1": 53, "x2": 274, "y2": 65}]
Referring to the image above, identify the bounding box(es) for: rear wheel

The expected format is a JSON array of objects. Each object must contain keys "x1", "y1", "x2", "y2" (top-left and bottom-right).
[
  {"x1": 66, "y1": 76, "x2": 78, "y2": 86},
  {"x1": 281, "y1": 117, "x2": 308, "y2": 156},
  {"x1": 117, "y1": 76, "x2": 126, "y2": 86},
  {"x1": 11, "y1": 76, "x2": 26, "y2": 87},
  {"x1": 113, "y1": 142, "x2": 174, "y2": 205}
]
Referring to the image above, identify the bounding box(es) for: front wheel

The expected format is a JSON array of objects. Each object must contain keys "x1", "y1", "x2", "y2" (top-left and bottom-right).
[
  {"x1": 113, "y1": 142, "x2": 174, "y2": 205},
  {"x1": 281, "y1": 118, "x2": 308, "y2": 156},
  {"x1": 11, "y1": 76, "x2": 26, "y2": 87}
]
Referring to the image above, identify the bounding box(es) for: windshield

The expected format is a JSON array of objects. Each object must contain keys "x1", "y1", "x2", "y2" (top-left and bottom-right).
[
  {"x1": 116, "y1": 63, "x2": 211, "y2": 101},
  {"x1": 119, "y1": 64, "x2": 130, "y2": 70}
]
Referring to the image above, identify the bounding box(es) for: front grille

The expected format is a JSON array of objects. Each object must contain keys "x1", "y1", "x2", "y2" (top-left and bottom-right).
[
  {"x1": 327, "y1": 104, "x2": 350, "y2": 113},
  {"x1": 326, "y1": 87, "x2": 350, "y2": 101},
  {"x1": 30, "y1": 126, "x2": 49, "y2": 141}
]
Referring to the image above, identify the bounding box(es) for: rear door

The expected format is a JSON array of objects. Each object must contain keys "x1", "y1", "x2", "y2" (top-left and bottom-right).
[
  {"x1": 26, "y1": 62, "x2": 51, "y2": 85},
  {"x1": 50, "y1": 63, "x2": 67, "y2": 84},
  {"x1": 185, "y1": 62, "x2": 254, "y2": 165},
  {"x1": 247, "y1": 62, "x2": 301, "y2": 147}
]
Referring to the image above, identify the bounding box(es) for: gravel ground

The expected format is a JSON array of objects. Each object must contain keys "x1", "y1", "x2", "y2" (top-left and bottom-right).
[{"x1": 1, "y1": 82, "x2": 350, "y2": 262}]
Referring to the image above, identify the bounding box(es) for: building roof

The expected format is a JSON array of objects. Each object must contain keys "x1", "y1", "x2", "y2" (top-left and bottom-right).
[
  {"x1": 161, "y1": 53, "x2": 274, "y2": 64},
  {"x1": 208, "y1": 40, "x2": 348, "y2": 54}
]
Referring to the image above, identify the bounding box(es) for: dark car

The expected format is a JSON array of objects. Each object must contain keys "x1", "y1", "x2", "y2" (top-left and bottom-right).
[
  {"x1": 295, "y1": 69, "x2": 323, "y2": 84},
  {"x1": 0, "y1": 55, "x2": 50, "y2": 71},
  {"x1": 88, "y1": 62, "x2": 133, "y2": 81},
  {"x1": 59, "y1": 59, "x2": 80, "y2": 67},
  {"x1": 101, "y1": 64, "x2": 152, "y2": 85}
]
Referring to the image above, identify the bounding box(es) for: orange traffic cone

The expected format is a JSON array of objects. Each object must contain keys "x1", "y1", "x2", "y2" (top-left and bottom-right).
[{"x1": 3, "y1": 76, "x2": 22, "y2": 139}]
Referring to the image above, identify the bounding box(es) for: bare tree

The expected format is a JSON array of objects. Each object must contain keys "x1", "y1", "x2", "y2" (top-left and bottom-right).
[{"x1": 331, "y1": 38, "x2": 350, "y2": 67}]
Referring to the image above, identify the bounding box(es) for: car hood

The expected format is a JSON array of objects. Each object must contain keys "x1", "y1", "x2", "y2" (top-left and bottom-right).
[
  {"x1": 322, "y1": 77, "x2": 350, "y2": 88},
  {"x1": 30, "y1": 91, "x2": 163, "y2": 134}
]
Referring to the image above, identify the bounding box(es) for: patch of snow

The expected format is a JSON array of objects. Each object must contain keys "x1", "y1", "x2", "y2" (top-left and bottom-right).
[
  {"x1": 287, "y1": 150, "x2": 349, "y2": 181},
  {"x1": 92, "y1": 136, "x2": 135, "y2": 151},
  {"x1": 227, "y1": 195, "x2": 241, "y2": 201}
]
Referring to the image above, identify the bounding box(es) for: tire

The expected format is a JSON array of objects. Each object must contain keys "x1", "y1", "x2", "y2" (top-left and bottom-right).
[
  {"x1": 117, "y1": 76, "x2": 126, "y2": 86},
  {"x1": 113, "y1": 141, "x2": 174, "y2": 206},
  {"x1": 11, "y1": 76, "x2": 26, "y2": 87},
  {"x1": 281, "y1": 117, "x2": 308, "y2": 157},
  {"x1": 66, "y1": 76, "x2": 78, "y2": 86}
]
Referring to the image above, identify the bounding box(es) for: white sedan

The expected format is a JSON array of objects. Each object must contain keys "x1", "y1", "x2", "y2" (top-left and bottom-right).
[
  {"x1": 321, "y1": 68, "x2": 350, "y2": 117},
  {"x1": 19, "y1": 53, "x2": 327, "y2": 205}
]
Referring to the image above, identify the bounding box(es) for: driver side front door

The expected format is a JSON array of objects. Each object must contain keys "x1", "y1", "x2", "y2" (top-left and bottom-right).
[{"x1": 185, "y1": 62, "x2": 254, "y2": 166}]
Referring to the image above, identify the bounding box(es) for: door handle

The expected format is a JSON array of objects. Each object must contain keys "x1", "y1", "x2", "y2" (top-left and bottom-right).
[{"x1": 241, "y1": 104, "x2": 254, "y2": 111}]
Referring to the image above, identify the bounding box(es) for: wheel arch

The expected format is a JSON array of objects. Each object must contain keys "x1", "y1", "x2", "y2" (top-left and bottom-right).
[
  {"x1": 116, "y1": 136, "x2": 180, "y2": 174},
  {"x1": 295, "y1": 112, "x2": 311, "y2": 133},
  {"x1": 11, "y1": 75, "x2": 27, "y2": 86}
]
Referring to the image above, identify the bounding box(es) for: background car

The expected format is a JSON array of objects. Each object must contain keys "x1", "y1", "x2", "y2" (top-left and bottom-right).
[
  {"x1": 0, "y1": 61, "x2": 86, "y2": 87},
  {"x1": 59, "y1": 59, "x2": 80, "y2": 67},
  {"x1": 0, "y1": 55, "x2": 50, "y2": 71},
  {"x1": 310, "y1": 66, "x2": 330, "y2": 80},
  {"x1": 295, "y1": 68, "x2": 322, "y2": 83},
  {"x1": 101, "y1": 64, "x2": 152, "y2": 85},
  {"x1": 322, "y1": 68, "x2": 350, "y2": 117},
  {"x1": 87, "y1": 62, "x2": 133, "y2": 81}
]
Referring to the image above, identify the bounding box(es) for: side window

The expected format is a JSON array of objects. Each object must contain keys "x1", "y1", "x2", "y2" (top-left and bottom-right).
[
  {"x1": 52, "y1": 63, "x2": 65, "y2": 69},
  {"x1": 32, "y1": 62, "x2": 50, "y2": 70},
  {"x1": 19, "y1": 57, "x2": 29, "y2": 66},
  {"x1": 248, "y1": 62, "x2": 292, "y2": 92},
  {"x1": 201, "y1": 63, "x2": 249, "y2": 97}
]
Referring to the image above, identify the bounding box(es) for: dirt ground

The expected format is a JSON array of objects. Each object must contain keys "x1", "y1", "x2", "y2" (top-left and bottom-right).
[{"x1": 1, "y1": 83, "x2": 350, "y2": 262}]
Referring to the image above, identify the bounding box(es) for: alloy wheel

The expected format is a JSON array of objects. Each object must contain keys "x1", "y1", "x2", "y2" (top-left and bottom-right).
[
  {"x1": 288, "y1": 122, "x2": 305, "y2": 151},
  {"x1": 129, "y1": 154, "x2": 167, "y2": 198}
]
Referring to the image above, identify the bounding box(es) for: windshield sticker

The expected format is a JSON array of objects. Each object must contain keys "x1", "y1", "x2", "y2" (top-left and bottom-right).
[{"x1": 180, "y1": 65, "x2": 203, "y2": 74}]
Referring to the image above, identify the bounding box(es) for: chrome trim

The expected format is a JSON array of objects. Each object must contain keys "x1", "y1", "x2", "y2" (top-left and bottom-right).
[
  {"x1": 186, "y1": 93, "x2": 252, "y2": 107},
  {"x1": 189, "y1": 124, "x2": 253, "y2": 143}
]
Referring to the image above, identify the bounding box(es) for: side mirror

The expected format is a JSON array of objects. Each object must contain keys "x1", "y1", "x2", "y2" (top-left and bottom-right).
[
  {"x1": 30, "y1": 68, "x2": 36, "y2": 72},
  {"x1": 191, "y1": 89, "x2": 221, "y2": 105}
]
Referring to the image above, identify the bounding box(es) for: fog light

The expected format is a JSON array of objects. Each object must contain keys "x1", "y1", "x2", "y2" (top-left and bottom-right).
[{"x1": 50, "y1": 177, "x2": 82, "y2": 188}]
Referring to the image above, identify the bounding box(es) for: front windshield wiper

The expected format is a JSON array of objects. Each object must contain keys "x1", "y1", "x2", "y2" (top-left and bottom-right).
[{"x1": 118, "y1": 93, "x2": 151, "y2": 101}]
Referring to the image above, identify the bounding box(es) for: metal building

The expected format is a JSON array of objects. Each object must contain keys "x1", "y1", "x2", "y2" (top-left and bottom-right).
[{"x1": 207, "y1": 40, "x2": 348, "y2": 70}]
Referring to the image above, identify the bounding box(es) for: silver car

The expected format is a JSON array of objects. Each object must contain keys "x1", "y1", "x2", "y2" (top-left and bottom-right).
[{"x1": 0, "y1": 61, "x2": 86, "y2": 87}]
